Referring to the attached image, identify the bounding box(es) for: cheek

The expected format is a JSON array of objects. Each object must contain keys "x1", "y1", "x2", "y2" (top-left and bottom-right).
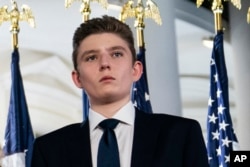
[
  {"x1": 120, "y1": 67, "x2": 136, "y2": 83},
  {"x1": 78, "y1": 68, "x2": 97, "y2": 86},
  {"x1": 76, "y1": 68, "x2": 86, "y2": 82}
]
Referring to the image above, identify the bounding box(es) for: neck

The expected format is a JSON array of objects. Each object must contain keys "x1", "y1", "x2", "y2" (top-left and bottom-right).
[{"x1": 90, "y1": 96, "x2": 131, "y2": 118}]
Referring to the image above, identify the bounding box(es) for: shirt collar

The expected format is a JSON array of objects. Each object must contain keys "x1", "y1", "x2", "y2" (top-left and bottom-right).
[{"x1": 89, "y1": 101, "x2": 135, "y2": 132}]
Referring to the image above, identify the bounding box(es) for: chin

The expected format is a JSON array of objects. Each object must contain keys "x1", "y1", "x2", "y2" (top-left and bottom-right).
[{"x1": 100, "y1": 92, "x2": 124, "y2": 102}]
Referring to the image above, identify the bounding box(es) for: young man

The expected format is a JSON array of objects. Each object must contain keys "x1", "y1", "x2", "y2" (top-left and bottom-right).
[{"x1": 31, "y1": 15, "x2": 209, "y2": 167}]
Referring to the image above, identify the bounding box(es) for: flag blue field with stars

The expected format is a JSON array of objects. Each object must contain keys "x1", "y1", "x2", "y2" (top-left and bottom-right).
[
  {"x1": 132, "y1": 46, "x2": 153, "y2": 113},
  {"x1": 2, "y1": 49, "x2": 34, "y2": 167},
  {"x1": 207, "y1": 31, "x2": 239, "y2": 167}
]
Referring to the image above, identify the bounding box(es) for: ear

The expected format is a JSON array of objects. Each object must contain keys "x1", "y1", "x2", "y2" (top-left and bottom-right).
[
  {"x1": 72, "y1": 70, "x2": 83, "y2": 88},
  {"x1": 132, "y1": 61, "x2": 143, "y2": 82}
]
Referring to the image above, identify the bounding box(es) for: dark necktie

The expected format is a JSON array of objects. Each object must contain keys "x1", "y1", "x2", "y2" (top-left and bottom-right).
[{"x1": 97, "y1": 119, "x2": 120, "y2": 167}]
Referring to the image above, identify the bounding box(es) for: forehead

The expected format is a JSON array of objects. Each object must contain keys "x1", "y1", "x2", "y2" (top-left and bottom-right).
[{"x1": 80, "y1": 33, "x2": 129, "y2": 49}]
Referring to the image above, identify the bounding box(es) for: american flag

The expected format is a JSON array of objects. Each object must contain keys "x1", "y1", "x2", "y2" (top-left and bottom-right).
[
  {"x1": 132, "y1": 46, "x2": 153, "y2": 113},
  {"x1": 207, "y1": 31, "x2": 239, "y2": 167},
  {"x1": 2, "y1": 49, "x2": 34, "y2": 167}
]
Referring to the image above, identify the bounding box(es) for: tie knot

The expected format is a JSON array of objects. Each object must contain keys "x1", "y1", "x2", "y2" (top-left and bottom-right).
[{"x1": 99, "y1": 119, "x2": 119, "y2": 130}]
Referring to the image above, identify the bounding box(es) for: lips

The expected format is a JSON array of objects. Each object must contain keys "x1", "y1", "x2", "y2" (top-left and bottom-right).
[{"x1": 99, "y1": 76, "x2": 115, "y2": 82}]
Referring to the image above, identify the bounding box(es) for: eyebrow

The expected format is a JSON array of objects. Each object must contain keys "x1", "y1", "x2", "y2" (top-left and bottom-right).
[
  {"x1": 108, "y1": 46, "x2": 127, "y2": 52},
  {"x1": 81, "y1": 50, "x2": 97, "y2": 57}
]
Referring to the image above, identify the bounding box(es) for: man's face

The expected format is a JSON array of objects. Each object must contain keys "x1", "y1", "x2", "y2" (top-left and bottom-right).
[{"x1": 72, "y1": 33, "x2": 142, "y2": 105}]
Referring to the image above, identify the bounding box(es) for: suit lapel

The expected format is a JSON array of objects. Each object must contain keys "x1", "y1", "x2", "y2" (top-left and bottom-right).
[
  {"x1": 131, "y1": 109, "x2": 160, "y2": 167},
  {"x1": 63, "y1": 110, "x2": 159, "y2": 167},
  {"x1": 66, "y1": 119, "x2": 93, "y2": 167}
]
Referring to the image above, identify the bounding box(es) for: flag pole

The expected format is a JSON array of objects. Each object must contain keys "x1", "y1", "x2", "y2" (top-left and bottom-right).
[
  {"x1": 212, "y1": 0, "x2": 224, "y2": 33},
  {"x1": 134, "y1": 0, "x2": 146, "y2": 48},
  {"x1": 196, "y1": 0, "x2": 242, "y2": 33},
  {"x1": 0, "y1": 0, "x2": 35, "y2": 49},
  {"x1": 9, "y1": 0, "x2": 20, "y2": 50},
  {"x1": 65, "y1": 0, "x2": 108, "y2": 22},
  {"x1": 247, "y1": 7, "x2": 250, "y2": 24},
  {"x1": 119, "y1": 0, "x2": 162, "y2": 48}
]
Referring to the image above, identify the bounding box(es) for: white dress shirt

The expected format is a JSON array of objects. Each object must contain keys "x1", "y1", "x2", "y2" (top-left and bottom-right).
[{"x1": 88, "y1": 101, "x2": 135, "y2": 167}]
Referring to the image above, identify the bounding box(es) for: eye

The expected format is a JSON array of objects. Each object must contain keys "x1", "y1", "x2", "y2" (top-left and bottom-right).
[
  {"x1": 85, "y1": 55, "x2": 97, "y2": 62},
  {"x1": 112, "y1": 51, "x2": 123, "y2": 58}
]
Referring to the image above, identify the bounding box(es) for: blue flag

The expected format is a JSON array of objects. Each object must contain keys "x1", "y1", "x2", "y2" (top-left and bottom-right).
[
  {"x1": 132, "y1": 46, "x2": 153, "y2": 113},
  {"x1": 2, "y1": 49, "x2": 34, "y2": 167},
  {"x1": 82, "y1": 90, "x2": 89, "y2": 119},
  {"x1": 207, "y1": 31, "x2": 239, "y2": 167}
]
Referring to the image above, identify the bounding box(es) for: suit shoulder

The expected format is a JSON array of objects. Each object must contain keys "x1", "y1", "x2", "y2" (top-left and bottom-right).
[
  {"x1": 154, "y1": 113, "x2": 199, "y2": 124},
  {"x1": 137, "y1": 110, "x2": 201, "y2": 128},
  {"x1": 35, "y1": 122, "x2": 83, "y2": 143},
  {"x1": 138, "y1": 112, "x2": 204, "y2": 139}
]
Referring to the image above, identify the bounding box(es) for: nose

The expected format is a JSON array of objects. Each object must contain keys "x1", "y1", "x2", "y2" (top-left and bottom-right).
[{"x1": 99, "y1": 54, "x2": 111, "y2": 71}]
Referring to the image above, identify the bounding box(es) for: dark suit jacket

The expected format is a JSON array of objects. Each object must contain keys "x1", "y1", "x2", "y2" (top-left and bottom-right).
[{"x1": 31, "y1": 109, "x2": 209, "y2": 167}]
